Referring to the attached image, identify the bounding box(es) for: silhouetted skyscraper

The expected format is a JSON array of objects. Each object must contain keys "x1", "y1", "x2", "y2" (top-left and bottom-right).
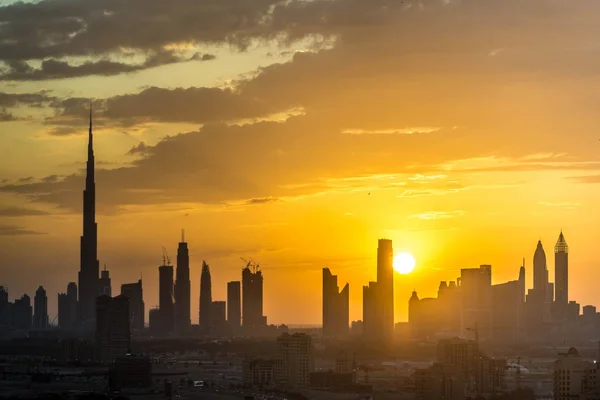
[
  {"x1": 211, "y1": 301, "x2": 226, "y2": 334},
  {"x1": 533, "y1": 240, "x2": 548, "y2": 298},
  {"x1": 95, "y1": 295, "x2": 130, "y2": 364},
  {"x1": 100, "y1": 266, "x2": 111, "y2": 297},
  {"x1": 242, "y1": 263, "x2": 265, "y2": 329},
  {"x1": 199, "y1": 261, "x2": 212, "y2": 333},
  {"x1": 58, "y1": 293, "x2": 69, "y2": 328},
  {"x1": 67, "y1": 282, "x2": 78, "y2": 327},
  {"x1": 322, "y1": 268, "x2": 349, "y2": 337},
  {"x1": 0, "y1": 286, "x2": 9, "y2": 327},
  {"x1": 159, "y1": 264, "x2": 174, "y2": 335},
  {"x1": 174, "y1": 230, "x2": 191, "y2": 334},
  {"x1": 227, "y1": 281, "x2": 241, "y2": 331},
  {"x1": 555, "y1": 231, "x2": 569, "y2": 320},
  {"x1": 78, "y1": 104, "x2": 100, "y2": 324},
  {"x1": 377, "y1": 239, "x2": 394, "y2": 342},
  {"x1": 13, "y1": 294, "x2": 32, "y2": 330},
  {"x1": 33, "y1": 286, "x2": 48, "y2": 329},
  {"x1": 362, "y1": 281, "x2": 379, "y2": 339},
  {"x1": 121, "y1": 279, "x2": 145, "y2": 332}
]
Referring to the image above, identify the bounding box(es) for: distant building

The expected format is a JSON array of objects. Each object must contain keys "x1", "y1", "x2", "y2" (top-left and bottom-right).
[
  {"x1": 243, "y1": 358, "x2": 275, "y2": 388},
  {"x1": 211, "y1": 301, "x2": 227, "y2": 334},
  {"x1": 66, "y1": 282, "x2": 78, "y2": 327},
  {"x1": 33, "y1": 286, "x2": 48, "y2": 329},
  {"x1": 174, "y1": 230, "x2": 191, "y2": 334},
  {"x1": 100, "y1": 266, "x2": 112, "y2": 297},
  {"x1": 243, "y1": 262, "x2": 266, "y2": 330},
  {"x1": 414, "y1": 363, "x2": 466, "y2": 400},
  {"x1": 322, "y1": 268, "x2": 349, "y2": 337},
  {"x1": 0, "y1": 286, "x2": 9, "y2": 326},
  {"x1": 13, "y1": 294, "x2": 32, "y2": 330},
  {"x1": 148, "y1": 307, "x2": 160, "y2": 336},
  {"x1": 121, "y1": 280, "x2": 145, "y2": 332},
  {"x1": 95, "y1": 295, "x2": 130, "y2": 364},
  {"x1": 554, "y1": 231, "x2": 569, "y2": 321},
  {"x1": 460, "y1": 265, "x2": 492, "y2": 339},
  {"x1": 377, "y1": 239, "x2": 394, "y2": 343},
  {"x1": 159, "y1": 264, "x2": 174, "y2": 335},
  {"x1": 362, "y1": 281, "x2": 379, "y2": 340},
  {"x1": 227, "y1": 281, "x2": 241, "y2": 331},
  {"x1": 274, "y1": 332, "x2": 314, "y2": 388},
  {"x1": 350, "y1": 320, "x2": 363, "y2": 336},
  {"x1": 199, "y1": 261, "x2": 212, "y2": 334},
  {"x1": 553, "y1": 347, "x2": 598, "y2": 400},
  {"x1": 58, "y1": 293, "x2": 69, "y2": 328}
]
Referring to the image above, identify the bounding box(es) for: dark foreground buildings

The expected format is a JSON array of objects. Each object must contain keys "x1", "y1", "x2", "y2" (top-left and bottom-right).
[{"x1": 95, "y1": 295, "x2": 130, "y2": 364}]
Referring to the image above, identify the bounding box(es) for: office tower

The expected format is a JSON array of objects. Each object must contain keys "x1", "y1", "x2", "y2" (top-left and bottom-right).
[
  {"x1": 159, "y1": 264, "x2": 174, "y2": 335},
  {"x1": 518, "y1": 261, "x2": 526, "y2": 304},
  {"x1": 322, "y1": 268, "x2": 349, "y2": 337},
  {"x1": 148, "y1": 307, "x2": 160, "y2": 336},
  {"x1": 100, "y1": 266, "x2": 111, "y2": 297},
  {"x1": 242, "y1": 262, "x2": 265, "y2": 329},
  {"x1": 362, "y1": 281, "x2": 380, "y2": 339},
  {"x1": 553, "y1": 348, "x2": 597, "y2": 400},
  {"x1": 174, "y1": 230, "x2": 191, "y2": 334},
  {"x1": 377, "y1": 239, "x2": 394, "y2": 342},
  {"x1": 227, "y1": 281, "x2": 241, "y2": 331},
  {"x1": 554, "y1": 231, "x2": 569, "y2": 320},
  {"x1": 95, "y1": 295, "x2": 131, "y2": 364},
  {"x1": 0, "y1": 286, "x2": 9, "y2": 326},
  {"x1": 408, "y1": 290, "x2": 420, "y2": 339},
  {"x1": 66, "y1": 282, "x2": 78, "y2": 327},
  {"x1": 13, "y1": 294, "x2": 32, "y2": 330},
  {"x1": 78, "y1": 105, "x2": 100, "y2": 324},
  {"x1": 533, "y1": 240, "x2": 548, "y2": 297},
  {"x1": 274, "y1": 333, "x2": 314, "y2": 388},
  {"x1": 121, "y1": 280, "x2": 145, "y2": 332},
  {"x1": 58, "y1": 293, "x2": 69, "y2": 328},
  {"x1": 460, "y1": 265, "x2": 492, "y2": 339},
  {"x1": 211, "y1": 301, "x2": 227, "y2": 334},
  {"x1": 199, "y1": 261, "x2": 212, "y2": 333},
  {"x1": 33, "y1": 286, "x2": 48, "y2": 329}
]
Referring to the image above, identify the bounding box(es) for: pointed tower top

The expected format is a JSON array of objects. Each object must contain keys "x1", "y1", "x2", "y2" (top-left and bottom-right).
[
  {"x1": 181, "y1": 228, "x2": 185, "y2": 243},
  {"x1": 555, "y1": 230, "x2": 568, "y2": 253}
]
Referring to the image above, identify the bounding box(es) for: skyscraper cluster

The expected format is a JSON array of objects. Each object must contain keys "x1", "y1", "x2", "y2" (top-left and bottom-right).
[{"x1": 408, "y1": 231, "x2": 588, "y2": 343}]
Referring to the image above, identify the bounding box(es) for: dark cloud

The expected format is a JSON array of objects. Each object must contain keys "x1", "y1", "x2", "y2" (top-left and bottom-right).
[
  {"x1": 190, "y1": 53, "x2": 216, "y2": 62},
  {"x1": 0, "y1": 109, "x2": 16, "y2": 121},
  {"x1": 0, "y1": 225, "x2": 45, "y2": 236},
  {"x1": 246, "y1": 197, "x2": 281, "y2": 205},
  {"x1": 0, "y1": 91, "x2": 55, "y2": 108},
  {"x1": 0, "y1": 50, "x2": 192, "y2": 81},
  {"x1": 127, "y1": 141, "x2": 149, "y2": 156},
  {"x1": 0, "y1": 207, "x2": 50, "y2": 217}
]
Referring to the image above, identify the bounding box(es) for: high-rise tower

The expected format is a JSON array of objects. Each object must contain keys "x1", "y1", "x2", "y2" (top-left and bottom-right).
[
  {"x1": 199, "y1": 261, "x2": 212, "y2": 334},
  {"x1": 377, "y1": 239, "x2": 394, "y2": 342},
  {"x1": 322, "y1": 268, "x2": 349, "y2": 337},
  {"x1": 174, "y1": 229, "x2": 191, "y2": 334},
  {"x1": 242, "y1": 262, "x2": 265, "y2": 330},
  {"x1": 554, "y1": 231, "x2": 569, "y2": 320},
  {"x1": 78, "y1": 103, "x2": 100, "y2": 324},
  {"x1": 159, "y1": 264, "x2": 174, "y2": 335},
  {"x1": 533, "y1": 240, "x2": 548, "y2": 298}
]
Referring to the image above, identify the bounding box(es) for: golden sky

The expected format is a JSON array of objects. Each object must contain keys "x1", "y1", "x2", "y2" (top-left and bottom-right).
[{"x1": 2, "y1": 0, "x2": 600, "y2": 324}]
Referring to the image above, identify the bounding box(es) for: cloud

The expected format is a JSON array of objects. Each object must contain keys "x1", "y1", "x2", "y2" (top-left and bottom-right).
[
  {"x1": 0, "y1": 50, "x2": 193, "y2": 81},
  {"x1": 0, "y1": 207, "x2": 50, "y2": 217},
  {"x1": 245, "y1": 197, "x2": 281, "y2": 205},
  {"x1": 410, "y1": 211, "x2": 466, "y2": 220},
  {"x1": 127, "y1": 141, "x2": 149, "y2": 156},
  {"x1": 0, "y1": 225, "x2": 45, "y2": 236},
  {"x1": 537, "y1": 202, "x2": 581, "y2": 210},
  {"x1": 341, "y1": 127, "x2": 441, "y2": 135}
]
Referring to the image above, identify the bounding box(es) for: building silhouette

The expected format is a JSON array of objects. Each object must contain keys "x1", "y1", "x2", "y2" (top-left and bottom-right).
[
  {"x1": 158, "y1": 264, "x2": 174, "y2": 335},
  {"x1": 211, "y1": 301, "x2": 226, "y2": 334},
  {"x1": 0, "y1": 286, "x2": 9, "y2": 327},
  {"x1": 58, "y1": 293, "x2": 69, "y2": 328},
  {"x1": 242, "y1": 262, "x2": 266, "y2": 329},
  {"x1": 461, "y1": 265, "x2": 492, "y2": 339},
  {"x1": 78, "y1": 105, "x2": 100, "y2": 325},
  {"x1": 362, "y1": 281, "x2": 379, "y2": 340},
  {"x1": 174, "y1": 230, "x2": 191, "y2": 334},
  {"x1": 13, "y1": 294, "x2": 32, "y2": 330},
  {"x1": 554, "y1": 231, "x2": 569, "y2": 321},
  {"x1": 95, "y1": 295, "x2": 130, "y2": 364},
  {"x1": 100, "y1": 266, "x2": 111, "y2": 297},
  {"x1": 322, "y1": 268, "x2": 349, "y2": 337},
  {"x1": 227, "y1": 281, "x2": 241, "y2": 331},
  {"x1": 33, "y1": 286, "x2": 48, "y2": 329},
  {"x1": 377, "y1": 239, "x2": 394, "y2": 342},
  {"x1": 199, "y1": 261, "x2": 212, "y2": 334},
  {"x1": 526, "y1": 240, "x2": 553, "y2": 336},
  {"x1": 121, "y1": 280, "x2": 145, "y2": 332},
  {"x1": 66, "y1": 282, "x2": 78, "y2": 327}
]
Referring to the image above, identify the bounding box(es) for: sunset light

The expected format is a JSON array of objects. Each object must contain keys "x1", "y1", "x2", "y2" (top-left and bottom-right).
[{"x1": 393, "y1": 252, "x2": 416, "y2": 275}]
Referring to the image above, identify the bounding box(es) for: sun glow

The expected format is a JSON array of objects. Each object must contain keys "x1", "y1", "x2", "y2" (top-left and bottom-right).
[{"x1": 393, "y1": 252, "x2": 416, "y2": 274}]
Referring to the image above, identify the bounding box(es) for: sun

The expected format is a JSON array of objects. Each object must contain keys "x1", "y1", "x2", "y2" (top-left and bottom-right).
[{"x1": 393, "y1": 252, "x2": 416, "y2": 274}]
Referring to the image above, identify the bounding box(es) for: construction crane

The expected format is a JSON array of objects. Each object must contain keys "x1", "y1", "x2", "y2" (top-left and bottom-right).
[
  {"x1": 162, "y1": 247, "x2": 171, "y2": 266},
  {"x1": 240, "y1": 257, "x2": 260, "y2": 273}
]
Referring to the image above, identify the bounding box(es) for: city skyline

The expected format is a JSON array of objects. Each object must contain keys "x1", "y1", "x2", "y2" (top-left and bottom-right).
[{"x1": 4, "y1": 0, "x2": 600, "y2": 325}]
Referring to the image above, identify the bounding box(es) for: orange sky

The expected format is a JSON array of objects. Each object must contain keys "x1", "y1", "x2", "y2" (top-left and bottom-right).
[{"x1": 2, "y1": 0, "x2": 600, "y2": 324}]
